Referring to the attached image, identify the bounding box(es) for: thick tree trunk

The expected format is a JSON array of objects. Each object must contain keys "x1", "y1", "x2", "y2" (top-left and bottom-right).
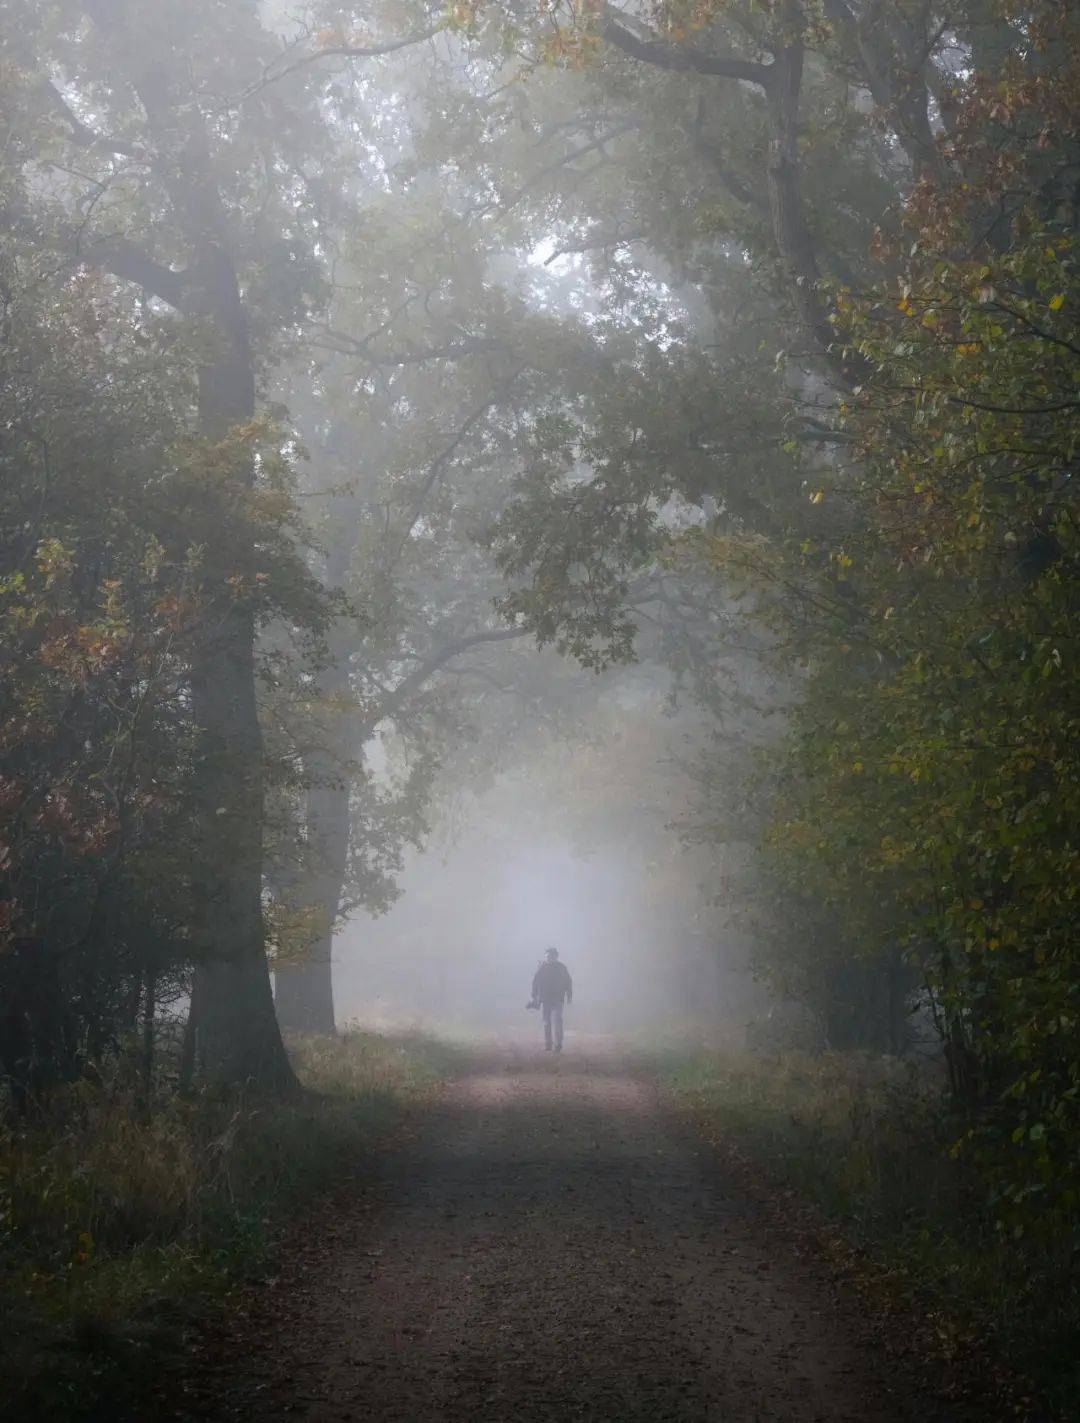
[
  {"x1": 178, "y1": 965, "x2": 204, "y2": 1094},
  {"x1": 190, "y1": 602, "x2": 295, "y2": 1089},
  {"x1": 0, "y1": 938, "x2": 70, "y2": 1112},
  {"x1": 80, "y1": 1, "x2": 297, "y2": 1091},
  {"x1": 764, "y1": 15, "x2": 840, "y2": 369},
  {"x1": 274, "y1": 935, "x2": 337, "y2": 1034},
  {"x1": 607, "y1": 1, "x2": 861, "y2": 387},
  {"x1": 822, "y1": 0, "x2": 946, "y2": 185},
  {"x1": 186, "y1": 252, "x2": 296, "y2": 1092},
  {"x1": 272, "y1": 620, "x2": 527, "y2": 1034},
  {"x1": 139, "y1": 967, "x2": 156, "y2": 1101}
]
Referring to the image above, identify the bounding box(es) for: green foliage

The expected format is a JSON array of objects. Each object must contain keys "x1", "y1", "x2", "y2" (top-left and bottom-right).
[
  {"x1": 763, "y1": 214, "x2": 1080, "y2": 1231},
  {"x1": 658, "y1": 1047, "x2": 1080, "y2": 1413},
  {"x1": 4, "y1": 4, "x2": 1080, "y2": 1400},
  {"x1": 465, "y1": 0, "x2": 1080, "y2": 1256},
  {"x1": 0, "y1": 235, "x2": 330, "y2": 1095}
]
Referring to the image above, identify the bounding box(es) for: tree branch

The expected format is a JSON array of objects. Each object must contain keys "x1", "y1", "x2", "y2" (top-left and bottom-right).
[
  {"x1": 687, "y1": 99, "x2": 769, "y2": 214},
  {"x1": 83, "y1": 234, "x2": 188, "y2": 307},
  {"x1": 395, "y1": 375, "x2": 525, "y2": 560},
  {"x1": 820, "y1": 0, "x2": 945, "y2": 183},
  {"x1": 948, "y1": 396, "x2": 1080, "y2": 416},
  {"x1": 543, "y1": 229, "x2": 645, "y2": 263},
  {"x1": 228, "y1": 27, "x2": 441, "y2": 106},
  {"x1": 491, "y1": 123, "x2": 638, "y2": 222},
  {"x1": 602, "y1": 16, "x2": 772, "y2": 88},
  {"x1": 310, "y1": 329, "x2": 506, "y2": 366},
  {"x1": 39, "y1": 79, "x2": 145, "y2": 159},
  {"x1": 366, "y1": 626, "x2": 531, "y2": 735},
  {"x1": 602, "y1": 3, "x2": 860, "y2": 386}
]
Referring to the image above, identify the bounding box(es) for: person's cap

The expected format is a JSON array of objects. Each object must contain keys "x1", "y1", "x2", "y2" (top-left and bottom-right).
[{"x1": 546, "y1": 946, "x2": 559, "y2": 957}]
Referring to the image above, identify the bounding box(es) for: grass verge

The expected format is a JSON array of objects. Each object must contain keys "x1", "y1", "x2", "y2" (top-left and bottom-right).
[
  {"x1": 650, "y1": 1046, "x2": 1078, "y2": 1418},
  {"x1": 0, "y1": 1030, "x2": 465, "y2": 1422}
]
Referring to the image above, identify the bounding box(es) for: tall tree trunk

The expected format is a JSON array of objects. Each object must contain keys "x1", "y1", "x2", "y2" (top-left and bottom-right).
[
  {"x1": 765, "y1": 8, "x2": 843, "y2": 373},
  {"x1": 79, "y1": 0, "x2": 297, "y2": 1091},
  {"x1": 189, "y1": 602, "x2": 295, "y2": 1088},
  {"x1": 139, "y1": 967, "x2": 156, "y2": 1102},
  {"x1": 178, "y1": 965, "x2": 204, "y2": 1095},
  {"x1": 605, "y1": 3, "x2": 861, "y2": 386},
  {"x1": 186, "y1": 251, "x2": 296, "y2": 1091}
]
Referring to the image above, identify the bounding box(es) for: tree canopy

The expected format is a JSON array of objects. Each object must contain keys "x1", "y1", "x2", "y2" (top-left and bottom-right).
[{"x1": 2, "y1": 0, "x2": 1080, "y2": 1249}]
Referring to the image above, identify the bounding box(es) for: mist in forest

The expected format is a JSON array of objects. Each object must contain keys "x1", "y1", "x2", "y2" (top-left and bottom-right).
[
  {"x1": 330, "y1": 670, "x2": 764, "y2": 1040},
  {"x1": 335, "y1": 788, "x2": 751, "y2": 1041},
  {"x1": 7, "y1": 0, "x2": 1080, "y2": 1411}
]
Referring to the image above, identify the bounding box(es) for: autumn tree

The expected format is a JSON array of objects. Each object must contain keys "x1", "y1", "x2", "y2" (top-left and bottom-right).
[{"x1": 1, "y1": 0, "x2": 441, "y2": 1086}]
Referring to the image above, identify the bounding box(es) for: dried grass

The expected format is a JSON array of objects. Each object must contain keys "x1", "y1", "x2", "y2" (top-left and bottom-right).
[
  {"x1": 0, "y1": 1029, "x2": 462, "y2": 1421},
  {"x1": 656, "y1": 1046, "x2": 1078, "y2": 1414}
]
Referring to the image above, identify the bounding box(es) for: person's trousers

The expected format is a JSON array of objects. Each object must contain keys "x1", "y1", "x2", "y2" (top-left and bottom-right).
[{"x1": 542, "y1": 1001, "x2": 564, "y2": 1050}]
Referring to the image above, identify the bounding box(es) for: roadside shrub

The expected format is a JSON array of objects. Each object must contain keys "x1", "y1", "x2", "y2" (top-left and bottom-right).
[
  {"x1": 0, "y1": 1030, "x2": 460, "y2": 1421},
  {"x1": 659, "y1": 1047, "x2": 1079, "y2": 1413}
]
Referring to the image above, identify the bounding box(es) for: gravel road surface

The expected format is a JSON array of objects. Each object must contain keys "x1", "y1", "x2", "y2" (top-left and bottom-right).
[{"x1": 193, "y1": 1038, "x2": 958, "y2": 1423}]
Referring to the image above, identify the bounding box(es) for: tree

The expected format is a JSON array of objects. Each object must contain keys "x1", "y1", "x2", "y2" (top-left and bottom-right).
[
  {"x1": 433, "y1": 1, "x2": 1080, "y2": 1218},
  {"x1": 1, "y1": 0, "x2": 440, "y2": 1086}
]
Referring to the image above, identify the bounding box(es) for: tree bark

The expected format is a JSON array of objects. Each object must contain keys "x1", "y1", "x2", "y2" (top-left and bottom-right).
[
  {"x1": 186, "y1": 249, "x2": 296, "y2": 1091},
  {"x1": 189, "y1": 598, "x2": 295, "y2": 1089},
  {"x1": 80, "y1": 0, "x2": 297, "y2": 1092},
  {"x1": 605, "y1": 2, "x2": 861, "y2": 386},
  {"x1": 140, "y1": 967, "x2": 156, "y2": 1098},
  {"x1": 822, "y1": 0, "x2": 947, "y2": 186},
  {"x1": 764, "y1": 20, "x2": 829, "y2": 352}
]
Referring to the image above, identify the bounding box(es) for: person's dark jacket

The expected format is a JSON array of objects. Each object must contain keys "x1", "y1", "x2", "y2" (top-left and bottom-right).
[{"x1": 532, "y1": 960, "x2": 572, "y2": 1007}]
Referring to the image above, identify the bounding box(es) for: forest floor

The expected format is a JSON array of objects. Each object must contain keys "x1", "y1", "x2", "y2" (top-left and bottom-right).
[{"x1": 161, "y1": 1035, "x2": 984, "y2": 1423}]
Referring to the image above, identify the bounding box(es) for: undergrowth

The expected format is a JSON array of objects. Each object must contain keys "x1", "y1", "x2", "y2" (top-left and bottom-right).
[
  {"x1": 0, "y1": 1029, "x2": 464, "y2": 1421},
  {"x1": 653, "y1": 1047, "x2": 1078, "y2": 1417}
]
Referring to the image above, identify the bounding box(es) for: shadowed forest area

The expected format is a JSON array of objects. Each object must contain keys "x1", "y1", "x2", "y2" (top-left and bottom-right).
[{"x1": 2, "y1": 1, "x2": 1079, "y2": 1418}]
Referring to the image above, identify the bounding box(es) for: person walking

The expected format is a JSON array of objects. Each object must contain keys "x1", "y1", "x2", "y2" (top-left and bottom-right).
[{"x1": 530, "y1": 947, "x2": 572, "y2": 1053}]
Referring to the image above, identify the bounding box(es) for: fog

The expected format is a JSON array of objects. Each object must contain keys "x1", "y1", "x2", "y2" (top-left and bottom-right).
[
  {"x1": 333, "y1": 691, "x2": 766, "y2": 1042},
  {"x1": 7, "y1": 7, "x2": 1071, "y2": 1410}
]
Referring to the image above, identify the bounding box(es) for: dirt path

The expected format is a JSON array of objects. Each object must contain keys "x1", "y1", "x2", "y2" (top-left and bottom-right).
[{"x1": 188, "y1": 1039, "x2": 957, "y2": 1422}]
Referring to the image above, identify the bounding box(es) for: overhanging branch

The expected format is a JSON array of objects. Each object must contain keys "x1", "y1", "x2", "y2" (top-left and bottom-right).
[
  {"x1": 84, "y1": 234, "x2": 188, "y2": 307},
  {"x1": 228, "y1": 27, "x2": 441, "y2": 105},
  {"x1": 602, "y1": 16, "x2": 772, "y2": 89},
  {"x1": 310, "y1": 329, "x2": 507, "y2": 366},
  {"x1": 364, "y1": 625, "x2": 532, "y2": 736},
  {"x1": 39, "y1": 79, "x2": 145, "y2": 159}
]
